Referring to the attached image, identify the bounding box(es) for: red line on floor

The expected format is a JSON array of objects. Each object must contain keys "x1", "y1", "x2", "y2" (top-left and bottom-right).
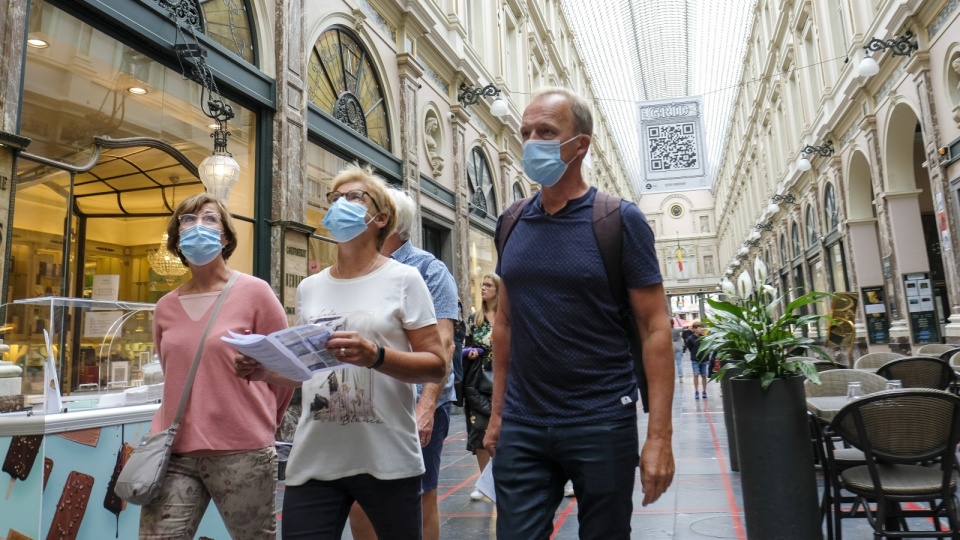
[
  {"x1": 438, "y1": 471, "x2": 481, "y2": 503},
  {"x1": 704, "y1": 401, "x2": 748, "y2": 540},
  {"x1": 551, "y1": 497, "x2": 578, "y2": 539}
]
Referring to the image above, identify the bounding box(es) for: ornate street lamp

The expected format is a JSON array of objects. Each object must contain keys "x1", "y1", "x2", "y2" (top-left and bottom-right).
[
  {"x1": 796, "y1": 141, "x2": 834, "y2": 172},
  {"x1": 858, "y1": 31, "x2": 918, "y2": 78},
  {"x1": 458, "y1": 83, "x2": 508, "y2": 117}
]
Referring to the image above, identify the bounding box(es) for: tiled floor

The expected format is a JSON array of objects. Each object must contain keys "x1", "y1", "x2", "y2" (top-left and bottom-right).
[{"x1": 276, "y1": 375, "x2": 942, "y2": 539}]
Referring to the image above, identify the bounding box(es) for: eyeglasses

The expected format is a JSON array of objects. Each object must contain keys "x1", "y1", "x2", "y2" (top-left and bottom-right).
[
  {"x1": 178, "y1": 213, "x2": 221, "y2": 226},
  {"x1": 326, "y1": 189, "x2": 380, "y2": 212},
  {"x1": 480, "y1": 283, "x2": 496, "y2": 289}
]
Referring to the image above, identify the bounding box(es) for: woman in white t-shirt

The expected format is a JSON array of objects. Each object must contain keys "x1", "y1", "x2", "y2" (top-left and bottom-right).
[{"x1": 236, "y1": 165, "x2": 446, "y2": 540}]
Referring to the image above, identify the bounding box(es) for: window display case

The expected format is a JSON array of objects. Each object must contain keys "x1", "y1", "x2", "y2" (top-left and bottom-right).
[{"x1": 0, "y1": 297, "x2": 155, "y2": 412}]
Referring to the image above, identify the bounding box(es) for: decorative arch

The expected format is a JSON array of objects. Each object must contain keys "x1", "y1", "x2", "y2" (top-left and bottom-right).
[
  {"x1": 512, "y1": 181, "x2": 526, "y2": 202},
  {"x1": 153, "y1": 0, "x2": 257, "y2": 64},
  {"x1": 779, "y1": 233, "x2": 788, "y2": 266},
  {"x1": 883, "y1": 100, "x2": 923, "y2": 193},
  {"x1": 308, "y1": 26, "x2": 391, "y2": 151},
  {"x1": 804, "y1": 204, "x2": 818, "y2": 246},
  {"x1": 791, "y1": 222, "x2": 802, "y2": 259},
  {"x1": 468, "y1": 147, "x2": 497, "y2": 217},
  {"x1": 846, "y1": 149, "x2": 875, "y2": 220}
]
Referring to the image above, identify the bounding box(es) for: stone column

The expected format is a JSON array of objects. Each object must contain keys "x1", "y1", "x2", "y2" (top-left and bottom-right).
[
  {"x1": 450, "y1": 106, "x2": 472, "y2": 312},
  {"x1": 498, "y1": 150, "x2": 513, "y2": 208},
  {"x1": 397, "y1": 53, "x2": 424, "y2": 246},
  {"x1": 829, "y1": 159, "x2": 869, "y2": 357},
  {"x1": 908, "y1": 52, "x2": 960, "y2": 344},
  {"x1": 862, "y1": 116, "x2": 911, "y2": 353},
  {"x1": 269, "y1": 0, "x2": 307, "y2": 297}
]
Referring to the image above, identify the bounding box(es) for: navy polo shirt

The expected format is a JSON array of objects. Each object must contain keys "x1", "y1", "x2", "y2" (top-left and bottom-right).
[{"x1": 496, "y1": 187, "x2": 662, "y2": 426}]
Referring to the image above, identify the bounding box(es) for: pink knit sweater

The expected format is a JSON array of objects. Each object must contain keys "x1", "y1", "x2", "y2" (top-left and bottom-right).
[{"x1": 151, "y1": 273, "x2": 294, "y2": 454}]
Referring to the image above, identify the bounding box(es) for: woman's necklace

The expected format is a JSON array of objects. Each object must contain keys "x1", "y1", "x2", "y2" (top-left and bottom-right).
[{"x1": 333, "y1": 254, "x2": 381, "y2": 279}]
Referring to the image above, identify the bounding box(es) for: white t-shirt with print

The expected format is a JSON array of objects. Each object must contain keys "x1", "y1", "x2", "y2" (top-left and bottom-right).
[{"x1": 284, "y1": 259, "x2": 438, "y2": 484}]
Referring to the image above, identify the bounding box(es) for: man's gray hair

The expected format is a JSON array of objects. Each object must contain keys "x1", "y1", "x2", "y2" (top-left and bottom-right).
[
  {"x1": 531, "y1": 87, "x2": 594, "y2": 137},
  {"x1": 388, "y1": 188, "x2": 417, "y2": 241}
]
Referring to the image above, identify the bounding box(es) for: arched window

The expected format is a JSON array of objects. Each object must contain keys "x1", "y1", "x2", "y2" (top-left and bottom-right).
[
  {"x1": 468, "y1": 148, "x2": 497, "y2": 217},
  {"x1": 805, "y1": 205, "x2": 819, "y2": 247},
  {"x1": 791, "y1": 223, "x2": 802, "y2": 259},
  {"x1": 823, "y1": 183, "x2": 839, "y2": 232},
  {"x1": 512, "y1": 182, "x2": 526, "y2": 202},
  {"x1": 162, "y1": 0, "x2": 256, "y2": 63},
  {"x1": 779, "y1": 234, "x2": 788, "y2": 266},
  {"x1": 308, "y1": 27, "x2": 391, "y2": 151}
]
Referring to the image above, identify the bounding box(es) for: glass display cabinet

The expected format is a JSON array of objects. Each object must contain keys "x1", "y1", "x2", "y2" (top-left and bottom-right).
[{"x1": 0, "y1": 297, "x2": 155, "y2": 411}]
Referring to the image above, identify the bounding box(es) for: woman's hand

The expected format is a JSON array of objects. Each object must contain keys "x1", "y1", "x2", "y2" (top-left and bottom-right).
[
  {"x1": 234, "y1": 354, "x2": 267, "y2": 381},
  {"x1": 326, "y1": 331, "x2": 378, "y2": 368}
]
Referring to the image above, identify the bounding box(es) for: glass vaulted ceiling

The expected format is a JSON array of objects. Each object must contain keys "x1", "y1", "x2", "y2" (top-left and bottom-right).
[{"x1": 562, "y1": 0, "x2": 757, "y2": 197}]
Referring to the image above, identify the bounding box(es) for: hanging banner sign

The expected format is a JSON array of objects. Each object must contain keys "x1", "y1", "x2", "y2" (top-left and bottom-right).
[{"x1": 637, "y1": 96, "x2": 709, "y2": 194}]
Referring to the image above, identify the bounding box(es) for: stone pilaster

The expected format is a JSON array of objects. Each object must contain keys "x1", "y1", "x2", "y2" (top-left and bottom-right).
[
  {"x1": 269, "y1": 0, "x2": 307, "y2": 298},
  {"x1": 908, "y1": 53, "x2": 960, "y2": 343},
  {"x1": 0, "y1": 0, "x2": 27, "y2": 133},
  {"x1": 862, "y1": 117, "x2": 911, "y2": 353},
  {"x1": 397, "y1": 53, "x2": 424, "y2": 246},
  {"x1": 498, "y1": 150, "x2": 513, "y2": 208},
  {"x1": 450, "y1": 106, "x2": 472, "y2": 312}
]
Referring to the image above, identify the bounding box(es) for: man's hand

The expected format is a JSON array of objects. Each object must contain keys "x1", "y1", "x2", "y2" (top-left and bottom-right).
[
  {"x1": 638, "y1": 437, "x2": 674, "y2": 506},
  {"x1": 483, "y1": 413, "x2": 501, "y2": 456},
  {"x1": 416, "y1": 400, "x2": 436, "y2": 447}
]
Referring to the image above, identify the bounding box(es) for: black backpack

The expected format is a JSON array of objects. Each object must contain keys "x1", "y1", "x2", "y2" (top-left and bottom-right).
[{"x1": 494, "y1": 191, "x2": 650, "y2": 413}]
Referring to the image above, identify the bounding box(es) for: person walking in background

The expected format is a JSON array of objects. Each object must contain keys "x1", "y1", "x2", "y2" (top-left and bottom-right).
[
  {"x1": 671, "y1": 319, "x2": 685, "y2": 382},
  {"x1": 237, "y1": 165, "x2": 446, "y2": 540},
  {"x1": 685, "y1": 320, "x2": 708, "y2": 399},
  {"x1": 349, "y1": 186, "x2": 458, "y2": 540},
  {"x1": 463, "y1": 272, "x2": 500, "y2": 500},
  {"x1": 141, "y1": 193, "x2": 293, "y2": 540},
  {"x1": 484, "y1": 87, "x2": 675, "y2": 540}
]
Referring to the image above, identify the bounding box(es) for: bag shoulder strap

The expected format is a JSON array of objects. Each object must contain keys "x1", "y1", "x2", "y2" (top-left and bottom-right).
[
  {"x1": 495, "y1": 196, "x2": 534, "y2": 260},
  {"x1": 169, "y1": 270, "x2": 240, "y2": 431},
  {"x1": 591, "y1": 191, "x2": 624, "y2": 305}
]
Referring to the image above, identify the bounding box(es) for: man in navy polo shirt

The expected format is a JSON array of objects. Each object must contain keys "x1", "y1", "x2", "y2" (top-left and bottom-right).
[{"x1": 484, "y1": 87, "x2": 675, "y2": 540}]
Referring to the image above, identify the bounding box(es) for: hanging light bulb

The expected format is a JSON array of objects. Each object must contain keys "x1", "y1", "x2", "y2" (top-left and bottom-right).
[
  {"x1": 858, "y1": 54, "x2": 880, "y2": 78},
  {"x1": 796, "y1": 157, "x2": 812, "y2": 171},
  {"x1": 490, "y1": 97, "x2": 508, "y2": 117}
]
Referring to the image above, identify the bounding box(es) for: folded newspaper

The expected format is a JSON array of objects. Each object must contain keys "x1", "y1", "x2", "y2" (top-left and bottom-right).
[{"x1": 221, "y1": 321, "x2": 347, "y2": 382}]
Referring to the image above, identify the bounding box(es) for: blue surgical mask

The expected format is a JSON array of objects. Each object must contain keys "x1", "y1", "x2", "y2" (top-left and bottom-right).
[
  {"x1": 178, "y1": 224, "x2": 223, "y2": 266},
  {"x1": 522, "y1": 135, "x2": 582, "y2": 187},
  {"x1": 322, "y1": 197, "x2": 376, "y2": 243}
]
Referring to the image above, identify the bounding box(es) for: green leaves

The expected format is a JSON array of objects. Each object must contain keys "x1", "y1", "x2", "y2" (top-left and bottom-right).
[{"x1": 702, "y1": 260, "x2": 832, "y2": 390}]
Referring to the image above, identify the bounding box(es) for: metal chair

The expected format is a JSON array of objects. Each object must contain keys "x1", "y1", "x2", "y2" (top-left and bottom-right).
[
  {"x1": 853, "y1": 352, "x2": 905, "y2": 370},
  {"x1": 811, "y1": 359, "x2": 847, "y2": 372},
  {"x1": 876, "y1": 357, "x2": 955, "y2": 390},
  {"x1": 916, "y1": 344, "x2": 959, "y2": 357},
  {"x1": 806, "y1": 369, "x2": 888, "y2": 539},
  {"x1": 830, "y1": 389, "x2": 960, "y2": 539}
]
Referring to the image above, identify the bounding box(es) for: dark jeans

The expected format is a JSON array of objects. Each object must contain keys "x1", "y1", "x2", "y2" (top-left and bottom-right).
[
  {"x1": 421, "y1": 401, "x2": 451, "y2": 493},
  {"x1": 281, "y1": 473, "x2": 422, "y2": 540},
  {"x1": 493, "y1": 416, "x2": 639, "y2": 540}
]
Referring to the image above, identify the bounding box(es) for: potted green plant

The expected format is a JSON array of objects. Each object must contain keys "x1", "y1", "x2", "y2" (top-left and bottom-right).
[{"x1": 700, "y1": 257, "x2": 831, "y2": 540}]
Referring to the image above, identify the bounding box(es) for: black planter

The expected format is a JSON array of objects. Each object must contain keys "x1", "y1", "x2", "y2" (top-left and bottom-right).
[
  {"x1": 730, "y1": 375, "x2": 822, "y2": 540},
  {"x1": 719, "y1": 363, "x2": 741, "y2": 471}
]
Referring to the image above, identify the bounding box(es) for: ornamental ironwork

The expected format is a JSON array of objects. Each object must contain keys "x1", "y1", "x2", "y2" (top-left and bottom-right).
[
  {"x1": 333, "y1": 94, "x2": 368, "y2": 137},
  {"x1": 864, "y1": 31, "x2": 918, "y2": 57}
]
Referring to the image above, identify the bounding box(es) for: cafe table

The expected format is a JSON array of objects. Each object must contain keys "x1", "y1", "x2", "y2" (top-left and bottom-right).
[{"x1": 806, "y1": 395, "x2": 855, "y2": 422}]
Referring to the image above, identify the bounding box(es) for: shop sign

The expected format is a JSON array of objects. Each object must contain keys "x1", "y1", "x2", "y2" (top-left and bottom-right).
[
  {"x1": 903, "y1": 272, "x2": 940, "y2": 344},
  {"x1": 861, "y1": 286, "x2": 889, "y2": 344}
]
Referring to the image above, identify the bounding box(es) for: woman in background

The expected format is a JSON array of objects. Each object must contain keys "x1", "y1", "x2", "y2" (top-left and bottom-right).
[{"x1": 463, "y1": 272, "x2": 500, "y2": 500}]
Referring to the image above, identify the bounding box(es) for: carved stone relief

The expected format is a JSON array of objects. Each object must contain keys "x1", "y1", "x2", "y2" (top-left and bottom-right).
[{"x1": 423, "y1": 110, "x2": 444, "y2": 177}]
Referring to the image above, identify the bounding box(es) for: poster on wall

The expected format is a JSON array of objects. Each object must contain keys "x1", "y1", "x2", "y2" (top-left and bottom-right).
[
  {"x1": 861, "y1": 286, "x2": 889, "y2": 344},
  {"x1": 903, "y1": 273, "x2": 940, "y2": 344},
  {"x1": 636, "y1": 97, "x2": 709, "y2": 194}
]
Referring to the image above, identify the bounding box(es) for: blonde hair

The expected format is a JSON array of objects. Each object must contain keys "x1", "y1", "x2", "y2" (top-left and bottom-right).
[
  {"x1": 330, "y1": 165, "x2": 397, "y2": 248},
  {"x1": 475, "y1": 272, "x2": 501, "y2": 327}
]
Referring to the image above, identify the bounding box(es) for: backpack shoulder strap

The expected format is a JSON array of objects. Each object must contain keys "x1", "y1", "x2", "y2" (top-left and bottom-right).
[
  {"x1": 592, "y1": 191, "x2": 624, "y2": 303},
  {"x1": 495, "y1": 196, "x2": 535, "y2": 260}
]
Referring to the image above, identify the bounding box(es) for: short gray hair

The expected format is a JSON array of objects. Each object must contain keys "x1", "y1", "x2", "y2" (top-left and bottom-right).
[
  {"x1": 530, "y1": 87, "x2": 594, "y2": 137},
  {"x1": 387, "y1": 188, "x2": 417, "y2": 241}
]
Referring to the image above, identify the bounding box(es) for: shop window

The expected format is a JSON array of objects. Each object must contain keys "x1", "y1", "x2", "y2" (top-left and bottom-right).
[
  {"x1": 308, "y1": 27, "x2": 391, "y2": 151},
  {"x1": 468, "y1": 228, "x2": 497, "y2": 314},
  {"x1": 468, "y1": 148, "x2": 497, "y2": 218},
  {"x1": 823, "y1": 183, "x2": 839, "y2": 232}
]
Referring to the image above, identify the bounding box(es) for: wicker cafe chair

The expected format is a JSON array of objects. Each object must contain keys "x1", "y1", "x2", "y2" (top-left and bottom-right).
[
  {"x1": 805, "y1": 369, "x2": 889, "y2": 397},
  {"x1": 876, "y1": 357, "x2": 955, "y2": 391},
  {"x1": 916, "y1": 344, "x2": 960, "y2": 357},
  {"x1": 805, "y1": 370, "x2": 887, "y2": 539},
  {"x1": 830, "y1": 389, "x2": 960, "y2": 539},
  {"x1": 853, "y1": 352, "x2": 905, "y2": 370}
]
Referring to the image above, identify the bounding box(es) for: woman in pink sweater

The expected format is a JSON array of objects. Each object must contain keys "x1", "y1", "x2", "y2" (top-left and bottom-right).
[{"x1": 139, "y1": 193, "x2": 293, "y2": 540}]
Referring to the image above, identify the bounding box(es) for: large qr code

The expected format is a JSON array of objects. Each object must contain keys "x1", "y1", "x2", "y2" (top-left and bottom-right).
[{"x1": 647, "y1": 123, "x2": 698, "y2": 171}]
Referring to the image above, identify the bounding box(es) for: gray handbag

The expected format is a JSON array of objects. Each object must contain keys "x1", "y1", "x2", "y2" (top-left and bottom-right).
[{"x1": 114, "y1": 271, "x2": 238, "y2": 505}]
